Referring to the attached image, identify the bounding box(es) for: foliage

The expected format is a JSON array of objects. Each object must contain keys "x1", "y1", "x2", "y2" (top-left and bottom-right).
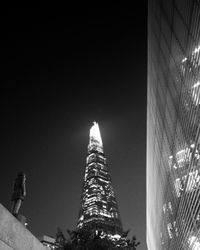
[
  {"x1": 55, "y1": 227, "x2": 140, "y2": 250},
  {"x1": 55, "y1": 227, "x2": 67, "y2": 250}
]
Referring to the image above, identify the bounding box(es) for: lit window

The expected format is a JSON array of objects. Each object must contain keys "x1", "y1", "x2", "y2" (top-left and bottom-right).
[
  {"x1": 188, "y1": 235, "x2": 200, "y2": 250},
  {"x1": 163, "y1": 203, "x2": 166, "y2": 213},
  {"x1": 168, "y1": 201, "x2": 173, "y2": 214},
  {"x1": 192, "y1": 81, "x2": 200, "y2": 105},
  {"x1": 167, "y1": 223, "x2": 173, "y2": 239},
  {"x1": 186, "y1": 170, "x2": 200, "y2": 192},
  {"x1": 174, "y1": 178, "x2": 182, "y2": 197}
]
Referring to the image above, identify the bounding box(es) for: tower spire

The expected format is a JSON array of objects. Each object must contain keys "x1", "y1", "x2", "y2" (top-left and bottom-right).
[
  {"x1": 77, "y1": 122, "x2": 123, "y2": 235},
  {"x1": 88, "y1": 121, "x2": 103, "y2": 153}
]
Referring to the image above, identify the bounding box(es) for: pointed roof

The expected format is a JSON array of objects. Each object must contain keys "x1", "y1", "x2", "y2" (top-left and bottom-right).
[{"x1": 89, "y1": 121, "x2": 103, "y2": 148}]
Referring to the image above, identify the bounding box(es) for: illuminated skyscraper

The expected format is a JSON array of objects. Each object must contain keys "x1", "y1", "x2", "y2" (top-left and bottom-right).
[
  {"x1": 147, "y1": 0, "x2": 200, "y2": 249},
  {"x1": 77, "y1": 122, "x2": 123, "y2": 235}
]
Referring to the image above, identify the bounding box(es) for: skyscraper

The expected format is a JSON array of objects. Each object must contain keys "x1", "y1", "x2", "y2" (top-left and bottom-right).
[
  {"x1": 77, "y1": 122, "x2": 123, "y2": 235},
  {"x1": 147, "y1": 0, "x2": 200, "y2": 249}
]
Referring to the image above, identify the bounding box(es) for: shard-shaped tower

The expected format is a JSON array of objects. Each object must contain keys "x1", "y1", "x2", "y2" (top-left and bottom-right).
[{"x1": 77, "y1": 122, "x2": 123, "y2": 235}]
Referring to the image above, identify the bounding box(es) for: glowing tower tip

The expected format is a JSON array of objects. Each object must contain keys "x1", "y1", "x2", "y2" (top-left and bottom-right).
[{"x1": 89, "y1": 121, "x2": 103, "y2": 151}]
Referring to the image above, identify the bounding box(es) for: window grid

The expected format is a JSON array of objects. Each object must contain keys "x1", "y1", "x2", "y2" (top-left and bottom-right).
[{"x1": 148, "y1": 0, "x2": 200, "y2": 249}]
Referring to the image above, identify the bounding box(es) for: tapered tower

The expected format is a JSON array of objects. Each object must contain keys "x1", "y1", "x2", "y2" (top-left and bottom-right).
[{"x1": 77, "y1": 122, "x2": 123, "y2": 235}]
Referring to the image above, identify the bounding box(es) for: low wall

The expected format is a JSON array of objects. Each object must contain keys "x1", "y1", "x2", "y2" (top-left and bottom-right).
[{"x1": 0, "y1": 203, "x2": 46, "y2": 250}]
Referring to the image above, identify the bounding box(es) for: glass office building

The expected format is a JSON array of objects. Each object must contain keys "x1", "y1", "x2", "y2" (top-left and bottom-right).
[
  {"x1": 77, "y1": 122, "x2": 123, "y2": 235},
  {"x1": 147, "y1": 0, "x2": 200, "y2": 249}
]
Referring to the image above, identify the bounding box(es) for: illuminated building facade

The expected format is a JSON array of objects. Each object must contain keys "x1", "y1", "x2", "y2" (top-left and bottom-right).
[
  {"x1": 147, "y1": 0, "x2": 200, "y2": 249},
  {"x1": 39, "y1": 235, "x2": 58, "y2": 250},
  {"x1": 77, "y1": 122, "x2": 123, "y2": 235}
]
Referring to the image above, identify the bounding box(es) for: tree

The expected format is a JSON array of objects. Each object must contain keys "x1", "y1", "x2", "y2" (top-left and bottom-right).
[
  {"x1": 62, "y1": 227, "x2": 140, "y2": 250},
  {"x1": 55, "y1": 227, "x2": 66, "y2": 250},
  {"x1": 126, "y1": 235, "x2": 140, "y2": 250}
]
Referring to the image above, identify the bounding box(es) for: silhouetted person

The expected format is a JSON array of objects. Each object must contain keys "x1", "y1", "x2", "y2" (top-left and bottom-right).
[{"x1": 11, "y1": 172, "x2": 26, "y2": 216}]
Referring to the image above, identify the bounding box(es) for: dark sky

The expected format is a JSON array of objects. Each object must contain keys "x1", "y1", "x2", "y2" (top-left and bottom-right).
[{"x1": 0, "y1": 5, "x2": 147, "y2": 250}]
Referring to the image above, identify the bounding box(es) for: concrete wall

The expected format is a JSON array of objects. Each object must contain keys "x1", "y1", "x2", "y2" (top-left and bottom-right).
[{"x1": 0, "y1": 203, "x2": 46, "y2": 250}]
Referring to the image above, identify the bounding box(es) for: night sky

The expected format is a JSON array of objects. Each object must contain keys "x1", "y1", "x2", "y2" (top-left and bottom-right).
[{"x1": 0, "y1": 5, "x2": 147, "y2": 250}]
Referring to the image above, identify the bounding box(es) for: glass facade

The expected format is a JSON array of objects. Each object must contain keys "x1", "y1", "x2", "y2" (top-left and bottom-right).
[
  {"x1": 147, "y1": 0, "x2": 200, "y2": 249},
  {"x1": 77, "y1": 122, "x2": 123, "y2": 235}
]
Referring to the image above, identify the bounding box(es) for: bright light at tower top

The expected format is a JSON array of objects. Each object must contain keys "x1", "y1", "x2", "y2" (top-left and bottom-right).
[{"x1": 89, "y1": 121, "x2": 103, "y2": 147}]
